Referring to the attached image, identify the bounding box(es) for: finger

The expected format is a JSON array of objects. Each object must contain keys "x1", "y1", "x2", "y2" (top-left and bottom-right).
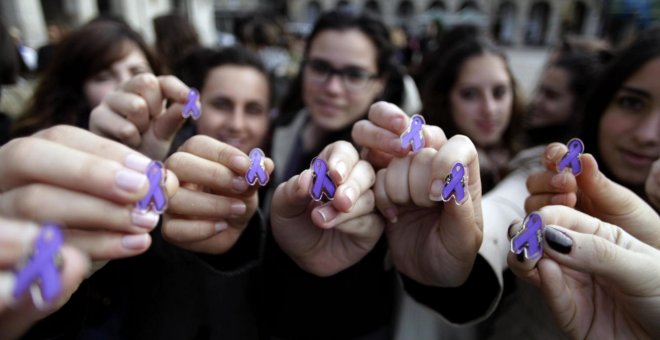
[
  {"x1": 102, "y1": 91, "x2": 150, "y2": 133},
  {"x1": 270, "y1": 170, "x2": 314, "y2": 220},
  {"x1": 367, "y1": 101, "x2": 408, "y2": 135},
  {"x1": 166, "y1": 187, "x2": 247, "y2": 219},
  {"x1": 0, "y1": 138, "x2": 151, "y2": 203},
  {"x1": 322, "y1": 141, "x2": 360, "y2": 185},
  {"x1": 151, "y1": 76, "x2": 192, "y2": 141},
  {"x1": 506, "y1": 220, "x2": 542, "y2": 285},
  {"x1": 332, "y1": 160, "x2": 375, "y2": 213},
  {"x1": 312, "y1": 190, "x2": 376, "y2": 229},
  {"x1": 334, "y1": 212, "x2": 384, "y2": 244},
  {"x1": 536, "y1": 257, "x2": 578, "y2": 334},
  {"x1": 0, "y1": 218, "x2": 39, "y2": 267},
  {"x1": 524, "y1": 193, "x2": 577, "y2": 214},
  {"x1": 384, "y1": 155, "x2": 413, "y2": 205},
  {"x1": 408, "y1": 148, "x2": 437, "y2": 207},
  {"x1": 121, "y1": 74, "x2": 164, "y2": 120},
  {"x1": 525, "y1": 171, "x2": 578, "y2": 196},
  {"x1": 89, "y1": 105, "x2": 142, "y2": 148},
  {"x1": 422, "y1": 125, "x2": 448, "y2": 151},
  {"x1": 352, "y1": 119, "x2": 406, "y2": 157},
  {"x1": 0, "y1": 245, "x2": 89, "y2": 338},
  {"x1": 161, "y1": 215, "x2": 243, "y2": 245},
  {"x1": 542, "y1": 143, "x2": 569, "y2": 171},
  {"x1": 374, "y1": 169, "x2": 398, "y2": 223},
  {"x1": 65, "y1": 229, "x2": 151, "y2": 261},
  {"x1": 166, "y1": 151, "x2": 249, "y2": 195},
  {"x1": 177, "y1": 135, "x2": 270, "y2": 177}
]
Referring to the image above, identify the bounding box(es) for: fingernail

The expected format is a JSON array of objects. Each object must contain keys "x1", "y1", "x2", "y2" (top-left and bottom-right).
[
  {"x1": 343, "y1": 186, "x2": 356, "y2": 206},
  {"x1": 131, "y1": 210, "x2": 160, "y2": 229},
  {"x1": 116, "y1": 169, "x2": 148, "y2": 194},
  {"x1": 392, "y1": 116, "x2": 404, "y2": 131},
  {"x1": 545, "y1": 226, "x2": 573, "y2": 254},
  {"x1": 547, "y1": 145, "x2": 562, "y2": 160},
  {"x1": 316, "y1": 204, "x2": 337, "y2": 223},
  {"x1": 215, "y1": 221, "x2": 228, "y2": 233},
  {"x1": 125, "y1": 154, "x2": 152, "y2": 172},
  {"x1": 384, "y1": 207, "x2": 398, "y2": 223},
  {"x1": 336, "y1": 161, "x2": 347, "y2": 181},
  {"x1": 429, "y1": 179, "x2": 444, "y2": 201},
  {"x1": 389, "y1": 139, "x2": 403, "y2": 153},
  {"x1": 230, "y1": 155, "x2": 250, "y2": 170},
  {"x1": 551, "y1": 174, "x2": 566, "y2": 188},
  {"x1": 231, "y1": 202, "x2": 247, "y2": 216},
  {"x1": 232, "y1": 176, "x2": 248, "y2": 193},
  {"x1": 516, "y1": 252, "x2": 525, "y2": 263},
  {"x1": 122, "y1": 234, "x2": 149, "y2": 250}
]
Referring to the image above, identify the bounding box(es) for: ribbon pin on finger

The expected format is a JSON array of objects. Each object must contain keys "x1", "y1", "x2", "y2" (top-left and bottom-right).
[
  {"x1": 557, "y1": 138, "x2": 584, "y2": 176},
  {"x1": 245, "y1": 148, "x2": 269, "y2": 186},
  {"x1": 136, "y1": 161, "x2": 168, "y2": 214},
  {"x1": 510, "y1": 212, "x2": 545, "y2": 260},
  {"x1": 14, "y1": 224, "x2": 63, "y2": 307},
  {"x1": 182, "y1": 88, "x2": 201, "y2": 120},
  {"x1": 441, "y1": 162, "x2": 468, "y2": 205},
  {"x1": 310, "y1": 158, "x2": 336, "y2": 201},
  {"x1": 400, "y1": 114, "x2": 425, "y2": 153}
]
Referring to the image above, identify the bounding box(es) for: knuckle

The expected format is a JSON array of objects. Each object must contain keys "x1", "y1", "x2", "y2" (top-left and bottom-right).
[{"x1": 12, "y1": 184, "x2": 46, "y2": 218}]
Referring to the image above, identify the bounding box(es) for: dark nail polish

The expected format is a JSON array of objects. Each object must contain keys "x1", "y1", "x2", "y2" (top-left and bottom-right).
[
  {"x1": 516, "y1": 252, "x2": 525, "y2": 263},
  {"x1": 544, "y1": 226, "x2": 573, "y2": 254}
]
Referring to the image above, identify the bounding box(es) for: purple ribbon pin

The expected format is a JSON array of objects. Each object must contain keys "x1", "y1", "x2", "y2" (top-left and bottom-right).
[
  {"x1": 245, "y1": 148, "x2": 269, "y2": 186},
  {"x1": 441, "y1": 162, "x2": 467, "y2": 204},
  {"x1": 136, "y1": 161, "x2": 168, "y2": 214},
  {"x1": 510, "y1": 212, "x2": 544, "y2": 260},
  {"x1": 13, "y1": 224, "x2": 63, "y2": 304},
  {"x1": 400, "y1": 114, "x2": 425, "y2": 153},
  {"x1": 558, "y1": 138, "x2": 584, "y2": 175},
  {"x1": 182, "y1": 88, "x2": 201, "y2": 120},
  {"x1": 310, "y1": 157, "x2": 336, "y2": 201}
]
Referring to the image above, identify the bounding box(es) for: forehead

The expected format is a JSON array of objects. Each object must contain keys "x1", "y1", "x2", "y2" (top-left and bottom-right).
[
  {"x1": 540, "y1": 66, "x2": 570, "y2": 88},
  {"x1": 456, "y1": 53, "x2": 510, "y2": 84},
  {"x1": 621, "y1": 57, "x2": 660, "y2": 94},
  {"x1": 203, "y1": 65, "x2": 270, "y2": 102},
  {"x1": 307, "y1": 29, "x2": 378, "y2": 70}
]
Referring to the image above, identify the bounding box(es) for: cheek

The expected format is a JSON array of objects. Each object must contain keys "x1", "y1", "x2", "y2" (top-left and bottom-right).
[
  {"x1": 196, "y1": 110, "x2": 226, "y2": 134},
  {"x1": 83, "y1": 81, "x2": 115, "y2": 108},
  {"x1": 247, "y1": 116, "x2": 268, "y2": 138}
]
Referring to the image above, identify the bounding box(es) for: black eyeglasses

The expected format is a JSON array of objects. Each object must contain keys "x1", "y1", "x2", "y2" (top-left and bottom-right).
[{"x1": 303, "y1": 58, "x2": 379, "y2": 90}]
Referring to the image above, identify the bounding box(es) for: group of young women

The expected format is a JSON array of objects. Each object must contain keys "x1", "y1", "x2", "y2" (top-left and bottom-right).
[{"x1": 0, "y1": 7, "x2": 658, "y2": 340}]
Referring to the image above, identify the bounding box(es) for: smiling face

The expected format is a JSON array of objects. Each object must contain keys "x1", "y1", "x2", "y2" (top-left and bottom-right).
[
  {"x1": 528, "y1": 66, "x2": 575, "y2": 128},
  {"x1": 449, "y1": 53, "x2": 513, "y2": 148},
  {"x1": 195, "y1": 65, "x2": 270, "y2": 153},
  {"x1": 82, "y1": 42, "x2": 152, "y2": 108},
  {"x1": 598, "y1": 57, "x2": 660, "y2": 186},
  {"x1": 302, "y1": 29, "x2": 384, "y2": 132}
]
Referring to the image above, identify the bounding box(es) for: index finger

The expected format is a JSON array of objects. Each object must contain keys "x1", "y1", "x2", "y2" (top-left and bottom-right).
[
  {"x1": 121, "y1": 74, "x2": 164, "y2": 120},
  {"x1": 319, "y1": 141, "x2": 360, "y2": 185}
]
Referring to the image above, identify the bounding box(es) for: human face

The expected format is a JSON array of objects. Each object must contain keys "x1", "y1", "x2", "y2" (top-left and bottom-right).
[
  {"x1": 528, "y1": 66, "x2": 574, "y2": 128},
  {"x1": 449, "y1": 53, "x2": 513, "y2": 148},
  {"x1": 599, "y1": 57, "x2": 660, "y2": 186},
  {"x1": 303, "y1": 29, "x2": 384, "y2": 132},
  {"x1": 83, "y1": 42, "x2": 152, "y2": 108},
  {"x1": 196, "y1": 65, "x2": 270, "y2": 153}
]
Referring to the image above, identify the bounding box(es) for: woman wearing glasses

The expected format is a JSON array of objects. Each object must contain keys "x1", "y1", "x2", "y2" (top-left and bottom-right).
[{"x1": 264, "y1": 8, "x2": 407, "y2": 339}]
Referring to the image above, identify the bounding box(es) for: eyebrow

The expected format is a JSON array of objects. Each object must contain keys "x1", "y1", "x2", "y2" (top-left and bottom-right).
[{"x1": 619, "y1": 86, "x2": 651, "y2": 98}]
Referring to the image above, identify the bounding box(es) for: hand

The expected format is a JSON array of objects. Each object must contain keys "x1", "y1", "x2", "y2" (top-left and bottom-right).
[
  {"x1": 351, "y1": 101, "x2": 446, "y2": 170},
  {"x1": 89, "y1": 74, "x2": 191, "y2": 160},
  {"x1": 0, "y1": 126, "x2": 179, "y2": 264},
  {"x1": 646, "y1": 158, "x2": 660, "y2": 210},
  {"x1": 270, "y1": 141, "x2": 383, "y2": 277},
  {"x1": 507, "y1": 205, "x2": 660, "y2": 339},
  {"x1": 375, "y1": 134, "x2": 483, "y2": 287},
  {"x1": 162, "y1": 135, "x2": 273, "y2": 254},
  {"x1": 526, "y1": 143, "x2": 660, "y2": 247},
  {"x1": 0, "y1": 218, "x2": 89, "y2": 340}
]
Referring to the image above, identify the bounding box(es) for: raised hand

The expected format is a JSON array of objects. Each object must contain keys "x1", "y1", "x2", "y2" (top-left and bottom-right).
[
  {"x1": 646, "y1": 158, "x2": 660, "y2": 210},
  {"x1": 162, "y1": 135, "x2": 273, "y2": 254},
  {"x1": 375, "y1": 134, "x2": 483, "y2": 287},
  {"x1": 89, "y1": 74, "x2": 191, "y2": 160},
  {"x1": 270, "y1": 141, "x2": 383, "y2": 276},
  {"x1": 508, "y1": 205, "x2": 660, "y2": 339}
]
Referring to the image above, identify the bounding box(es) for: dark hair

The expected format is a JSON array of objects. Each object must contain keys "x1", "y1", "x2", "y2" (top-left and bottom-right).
[
  {"x1": 174, "y1": 46, "x2": 271, "y2": 105},
  {"x1": 153, "y1": 13, "x2": 200, "y2": 73},
  {"x1": 12, "y1": 19, "x2": 160, "y2": 137},
  {"x1": 276, "y1": 8, "x2": 396, "y2": 126},
  {"x1": 422, "y1": 34, "x2": 525, "y2": 153},
  {"x1": 581, "y1": 25, "x2": 660, "y2": 187},
  {"x1": 0, "y1": 20, "x2": 19, "y2": 85}
]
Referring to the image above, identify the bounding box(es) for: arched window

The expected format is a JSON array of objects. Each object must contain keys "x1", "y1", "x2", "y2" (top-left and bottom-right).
[
  {"x1": 306, "y1": 1, "x2": 322, "y2": 24},
  {"x1": 526, "y1": 1, "x2": 550, "y2": 46}
]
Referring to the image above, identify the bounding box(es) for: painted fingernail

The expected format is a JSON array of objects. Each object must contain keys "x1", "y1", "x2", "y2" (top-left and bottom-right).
[
  {"x1": 230, "y1": 155, "x2": 250, "y2": 170},
  {"x1": 429, "y1": 179, "x2": 444, "y2": 201},
  {"x1": 389, "y1": 138, "x2": 403, "y2": 153},
  {"x1": 131, "y1": 210, "x2": 160, "y2": 229},
  {"x1": 336, "y1": 161, "x2": 347, "y2": 181},
  {"x1": 546, "y1": 145, "x2": 562, "y2": 160},
  {"x1": 516, "y1": 252, "x2": 525, "y2": 263},
  {"x1": 232, "y1": 176, "x2": 248, "y2": 193},
  {"x1": 384, "y1": 207, "x2": 398, "y2": 224},
  {"x1": 115, "y1": 169, "x2": 148, "y2": 194},
  {"x1": 343, "y1": 186, "x2": 356, "y2": 206},
  {"x1": 316, "y1": 204, "x2": 338, "y2": 223},
  {"x1": 121, "y1": 234, "x2": 150, "y2": 250},
  {"x1": 545, "y1": 226, "x2": 573, "y2": 254},
  {"x1": 124, "y1": 154, "x2": 152, "y2": 172},
  {"x1": 215, "y1": 221, "x2": 228, "y2": 233},
  {"x1": 231, "y1": 202, "x2": 247, "y2": 216},
  {"x1": 551, "y1": 174, "x2": 566, "y2": 188}
]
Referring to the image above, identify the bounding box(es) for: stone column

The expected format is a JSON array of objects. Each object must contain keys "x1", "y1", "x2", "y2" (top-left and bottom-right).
[
  {"x1": 65, "y1": 0, "x2": 99, "y2": 25},
  {"x1": 546, "y1": 0, "x2": 565, "y2": 46},
  {"x1": 3, "y1": 0, "x2": 47, "y2": 48},
  {"x1": 514, "y1": 0, "x2": 530, "y2": 47},
  {"x1": 186, "y1": 0, "x2": 216, "y2": 46}
]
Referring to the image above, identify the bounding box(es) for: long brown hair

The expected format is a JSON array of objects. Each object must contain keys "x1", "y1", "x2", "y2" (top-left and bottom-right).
[{"x1": 12, "y1": 18, "x2": 160, "y2": 137}]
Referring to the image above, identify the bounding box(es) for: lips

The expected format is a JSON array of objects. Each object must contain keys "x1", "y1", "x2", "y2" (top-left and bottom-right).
[{"x1": 619, "y1": 148, "x2": 658, "y2": 167}]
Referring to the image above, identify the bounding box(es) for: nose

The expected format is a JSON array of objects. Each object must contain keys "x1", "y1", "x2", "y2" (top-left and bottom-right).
[
  {"x1": 482, "y1": 93, "x2": 498, "y2": 118},
  {"x1": 322, "y1": 73, "x2": 344, "y2": 94},
  {"x1": 227, "y1": 109, "x2": 245, "y2": 131},
  {"x1": 631, "y1": 109, "x2": 660, "y2": 146}
]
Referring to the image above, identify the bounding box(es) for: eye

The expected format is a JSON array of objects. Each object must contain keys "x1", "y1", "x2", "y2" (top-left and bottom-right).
[
  {"x1": 343, "y1": 68, "x2": 370, "y2": 83},
  {"x1": 91, "y1": 71, "x2": 112, "y2": 82},
  {"x1": 245, "y1": 102, "x2": 266, "y2": 115},
  {"x1": 130, "y1": 65, "x2": 151, "y2": 77},
  {"x1": 459, "y1": 88, "x2": 478, "y2": 100},
  {"x1": 616, "y1": 95, "x2": 646, "y2": 111},
  {"x1": 307, "y1": 59, "x2": 332, "y2": 75},
  {"x1": 493, "y1": 85, "x2": 508, "y2": 99},
  {"x1": 210, "y1": 98, "x2": 233, "y2": 111}
]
